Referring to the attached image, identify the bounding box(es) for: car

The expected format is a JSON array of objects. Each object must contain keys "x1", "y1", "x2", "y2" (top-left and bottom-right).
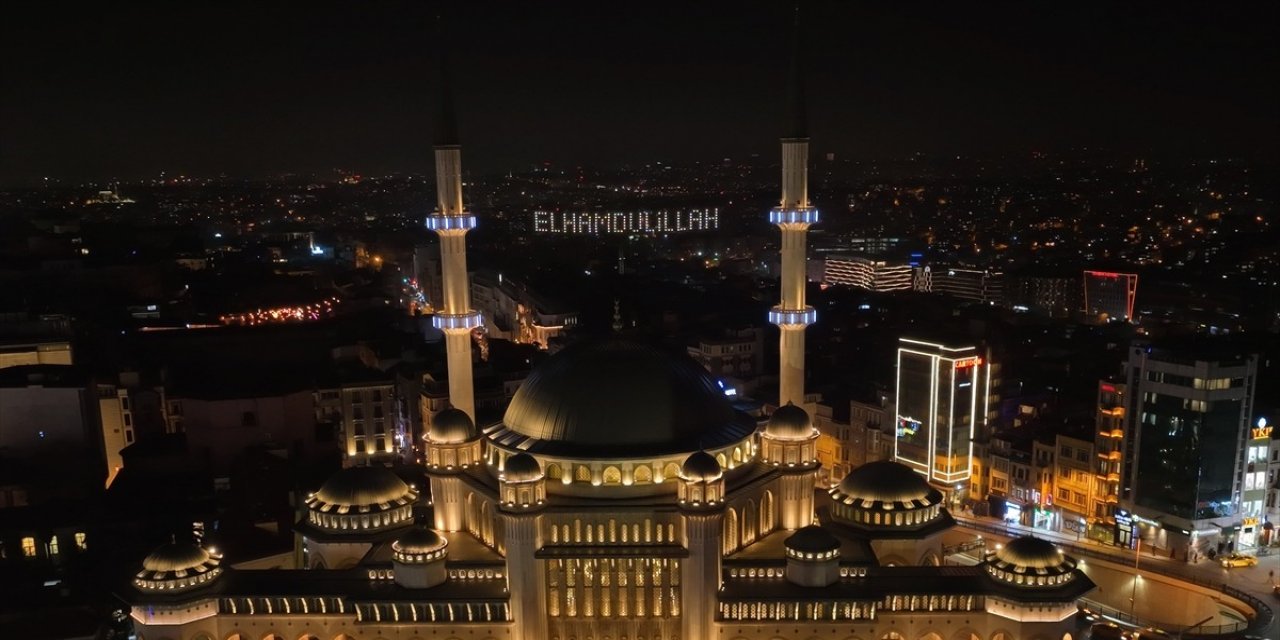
[{"x1": 1218, "y1": 553, "x2": 1258, "y2": 568}]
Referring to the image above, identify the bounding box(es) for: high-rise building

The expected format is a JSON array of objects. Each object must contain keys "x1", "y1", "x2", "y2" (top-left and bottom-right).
[
  {"x1": 1089, "y1": 379, "x2": 1128, "y2": 546},
  {"x1": 894, "y1": 337, "x2": 994, "y2": 490},
  {"x1": 1005, "y1": 271, "x2": 1080, "y2": 317},
  {"x1": 917, "y1": 266, "x2": 1004, "y2": 305},
  {"x1": 1123, "y1": 342, "x2": 1258, "y2": 558},
  {"x1": 1083, "y1": 270, "x2": 1138, "y2": 323},
  {"x1": 822, "y1": 254, "x2": 912, "y2": 291}
]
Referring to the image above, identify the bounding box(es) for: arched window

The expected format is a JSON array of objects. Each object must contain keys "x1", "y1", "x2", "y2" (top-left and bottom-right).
[
  {"x1": 716, "y1": 453, "x2": 728, "y2": 469},
  {"x1": 724, "y1": 509, "x2": 739, "y2": 555},
  {"x1": 881, "y1": 633, "x2": 905, "y2": 640},
  {"x1": 603, "y1": 466, "x2": 621, "y2": 485},
  {"x1": 546, "y1": 463, "x2": 563, "y2": 480},
  {"x1": 742, "y1": 500, "x2": 757, "y2": 545},
  {"x1": 761, "y1": 490, "x2": 775, "y2": 532},
  {"x1": 574, "y1": 465, "x2": 592, "y2": 482},
  {"x1": 663, "y1": 462, "x2": 680, "y2": 481},
  {"x1": 732, "y1": 447, "x2": 743, "y2": 463},
  {"x1": 633, "y1": 465, "x2": 652, "y2": 484}
]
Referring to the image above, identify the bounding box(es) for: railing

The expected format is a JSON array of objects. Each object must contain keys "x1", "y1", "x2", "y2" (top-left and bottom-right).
[
  {"x1": 1079, "y1": 599, "x2": 1248, "y2": 636},
  {"x1": 955, "y1": 517, "x2": 1275, "y2": 636}
]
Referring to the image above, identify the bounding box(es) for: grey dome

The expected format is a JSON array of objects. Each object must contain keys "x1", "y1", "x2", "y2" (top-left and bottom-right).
[
  {"x1": 315, "y1": 466, "x2": 413, "y2": 509},
  {"x1": 497, "y1": 340, "x2": 756, "y2": 457},
  {"x1": 765, "y1": 403, "x2": 813, "y2": 439},
  {"x1": 836, "y1": 461, "x2": 941, "y2": 506},
  {"x1": 996, "y1": 536, "x2": 1065, "y2": 569},
  {"x1": 503, "y1": 453, "x2": 542, "y2": 482},
  {"x1": 680, "y1": 451, "x2": 723, "y2": 481},
  {"x1": 394, "y1": 526, "x2": 447, "y2": 555},
  {"x1": 430, "y1": 408, "x2": 477, "y2": 444},
  {"x1": 142, "y1": 543, "x2": 210, "y2": 573},
  {"x1": 785, "y1": 525, "x2": 840, "y2": 553}
]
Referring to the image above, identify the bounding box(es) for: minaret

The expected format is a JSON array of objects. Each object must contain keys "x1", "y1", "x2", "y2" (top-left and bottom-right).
[
  {"x1": 769, "y1": 8, "x2": 818, "y2": 409},
  {"x1": 426, "y1": 37, "x2": 482, "y2": 422}
]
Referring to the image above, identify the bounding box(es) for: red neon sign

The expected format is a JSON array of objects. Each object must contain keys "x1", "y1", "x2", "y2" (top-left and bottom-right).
[{"x1": 955, "y1": 357, "x2": 982, "y2": 368}]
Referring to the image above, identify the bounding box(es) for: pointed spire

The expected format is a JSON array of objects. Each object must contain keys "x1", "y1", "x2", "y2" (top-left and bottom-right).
[
  {"x1": 433, "y1": 16, "x2": 460, "y2": 147},
  {"x1": 782, "y1": 4, "x2": 807, "y2": 140}
]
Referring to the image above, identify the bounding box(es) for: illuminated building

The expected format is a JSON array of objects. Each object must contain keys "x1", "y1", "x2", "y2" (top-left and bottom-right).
[
  {"x1": 1089, "y1": 380, "x2": 1127, "y2": 545},
  {"x1": 769, "y1": 11, "x2": 818, "y2": 409},
  {"x1": 1050, "y1": 428, "x2": 1096, "y2": 540},
  {"x1": 917, "y1": 266, "x2": 1004, "y2": 305},
  {"x1": 822, "y1": 254, "x2": 913, "y2": 291},
  {"x1": 1082, "y1": 270, "x2": 1137, "y2": 323},
  {"x1": 426, "y1": 44, "x2": 482, "y2": 422},
  {"x1": 894, "y1": 337, "x2": 993, "y2": 489},
  {"x1": 1239, "y1": 417, "x2": 1272, "y2": 548},
  {"x1": 1005, "y1": 271, "x2": 1079, "y2": 318},
  {"x1": 1122, "y1": 342, "x2": 1259, "y2": 557},
  {"x1": 0, "y1": 339, "x2": 72, "y2": 370},
  {"x1": 316, "y1": 369, "x2": 404, "y2": 465},
  {"x1": 686, "y1": 327, "x2": 764, "y2": 384},
  {"x1": 123, "y1": 339, "x2": 1094, "y2": 640},
  {"x1": 471, "y1": 271, "x2": 577, "y2": 350}
]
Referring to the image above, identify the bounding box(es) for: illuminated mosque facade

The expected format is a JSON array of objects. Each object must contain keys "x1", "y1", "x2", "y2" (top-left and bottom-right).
[{"x1": 121, "y1": 17, "x2": 1095, "y2": 640}]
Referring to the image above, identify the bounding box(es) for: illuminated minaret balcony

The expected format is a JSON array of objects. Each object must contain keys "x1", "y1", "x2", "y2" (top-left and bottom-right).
[
  {"x1": 431, "y1": 311, "x2": 484, "y2": 331},
  {"x1": 768, "y1": 305, "x2": 817, "y2": 327},
  {"x1": 425, "y1": 213, "x2": 478, "y2": 232},
  {"x1": 768, "y1": 206, "x2": 820, "y2": 227}
]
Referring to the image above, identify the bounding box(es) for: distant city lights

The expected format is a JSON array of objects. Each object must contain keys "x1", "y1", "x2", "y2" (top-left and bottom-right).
[{"x1": 219, "y1": 296, "x2": 341, "y2": 326}]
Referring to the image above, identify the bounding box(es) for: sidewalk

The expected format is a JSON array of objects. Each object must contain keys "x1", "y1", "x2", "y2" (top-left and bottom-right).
[
  {"x1": 952, "y1": 513, "x2": 1280, "y2": 600},
  {"x1": 952, "y1": 513, "x2": 1279, "y2": 637}
]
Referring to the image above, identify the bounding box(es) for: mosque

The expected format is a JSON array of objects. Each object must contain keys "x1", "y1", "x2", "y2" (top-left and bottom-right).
[{"x1": 121, "y1": 17, "x2": 1095, "y2": 640}]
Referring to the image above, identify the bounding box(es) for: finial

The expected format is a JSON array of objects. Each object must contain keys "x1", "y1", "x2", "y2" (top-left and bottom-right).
[
  {"x1": 783, "y1": 3, "x2": 807, "y2": 140},
  {"x1": 611, "y1": 299, "x2": 623, "y2": 333},
  {"x1": 433, "y1": 15, "x2": 460, "y2": 147}
]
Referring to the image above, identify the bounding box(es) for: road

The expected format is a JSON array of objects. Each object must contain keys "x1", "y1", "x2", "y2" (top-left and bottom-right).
[{"x1": 947, "y1": 513, "x2": 1278, "y2": 638}]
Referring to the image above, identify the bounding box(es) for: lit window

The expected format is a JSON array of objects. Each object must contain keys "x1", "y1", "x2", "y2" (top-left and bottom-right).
[
  {"x1": 75, "y1": 532, "x2": 87, "y2": 550},
  {"x1": 49, "y1": 535, "x2": 59, "y2": 556},
  {"x1": 22, "y1": 537, "x2": 36, "y2": 557}
]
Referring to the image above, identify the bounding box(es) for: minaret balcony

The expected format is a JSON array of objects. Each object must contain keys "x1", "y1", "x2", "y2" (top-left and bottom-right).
[
  {"x1": 426, "y1": 213, "x2": 478, "y2": 232},
  {"x1": 769, "y1": 306, "x2": 817, "y2": 327},
  {"x1": 432, "y1": 311, "x2": 484, "y2": 331},
  {"x1": 768, "y1": 207, "x2": 820, "y2": 226}
]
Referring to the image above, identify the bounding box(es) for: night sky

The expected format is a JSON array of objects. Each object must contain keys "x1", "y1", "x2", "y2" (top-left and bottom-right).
[{"x1": 2, "y1": 2, "x2": 1276, "y2": 186}]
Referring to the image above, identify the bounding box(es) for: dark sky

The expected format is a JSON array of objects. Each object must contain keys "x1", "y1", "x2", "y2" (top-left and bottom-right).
[{"x1": 2, "y1": 2, "x2": 1276, "y2": 186}]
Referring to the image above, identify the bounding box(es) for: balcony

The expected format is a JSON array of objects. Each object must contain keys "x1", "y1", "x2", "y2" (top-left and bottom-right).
[
  {"x1": 767, "y1": 207, "x2": 820, "y2": 226},
  {"x1": 425, "y1": 214, "x2": 478, "y2": 232}
]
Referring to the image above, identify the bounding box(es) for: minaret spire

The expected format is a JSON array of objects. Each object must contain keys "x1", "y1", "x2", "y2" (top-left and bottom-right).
[
  {"x1": 432, "y1": 18, "x2": 459, "y2": 147},
  {"x1": 426, "y1": 18, "x2": 482, "y2": 423},
  {"x1": 782, "y1": 5, "x2": 807, "y2": 141},
  {"x1": 768, "y1": 5, "x2": 818, "y2": 409}
]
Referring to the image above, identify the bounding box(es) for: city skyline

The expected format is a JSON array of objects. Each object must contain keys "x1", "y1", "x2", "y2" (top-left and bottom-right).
[{"x1": 3, "y1": 2, "x2": 1278, "y2": 186}]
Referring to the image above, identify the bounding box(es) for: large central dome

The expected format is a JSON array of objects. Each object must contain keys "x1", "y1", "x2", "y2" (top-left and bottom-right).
[{"x1": 492, "y1": 339, "x2": 755, "y2": 457}]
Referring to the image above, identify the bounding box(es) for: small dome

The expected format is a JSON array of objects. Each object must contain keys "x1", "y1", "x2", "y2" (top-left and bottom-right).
[
  {"x1": 394, "y1": 525, "x2": 447, "y2": 556},
  {"x1": 836, "y1": 461, "x2": 941, "y2": 506},
  {"x1": 134, "y1": 541, "x2": 223, "y2": 592},
  {"x1": 680, "y1": 451, "x2": 723, "y2": 482},
  {"x1": 503, "y1": 453, "x2": 542, "y2": 482},
  {"x1": 985, "y1": 535, "x2": 1077, "y2": 587},
  {"x1": 785, "y1": 525, "x2": 841, "y2": 554},
  {"x1": 765, "y1": 403, "x2": 814, "y2": 440},
  {"x1": 142, "y1": 542, "x2": 210, "y2": 573},
  {"x1": 430, "y1": 408, "x2": 477, "y2": 444},
  {"x1": 314, "y1": 466, "x2": 413, "y2": 509},
  {"x1": 995, "y1": 536, "x2": 1064, "y2": 569}
]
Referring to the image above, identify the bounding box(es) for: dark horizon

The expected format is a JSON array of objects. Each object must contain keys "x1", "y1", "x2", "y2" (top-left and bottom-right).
[{"x1": 2, "y1": 2, "x2": 1277, "y2": 187}]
